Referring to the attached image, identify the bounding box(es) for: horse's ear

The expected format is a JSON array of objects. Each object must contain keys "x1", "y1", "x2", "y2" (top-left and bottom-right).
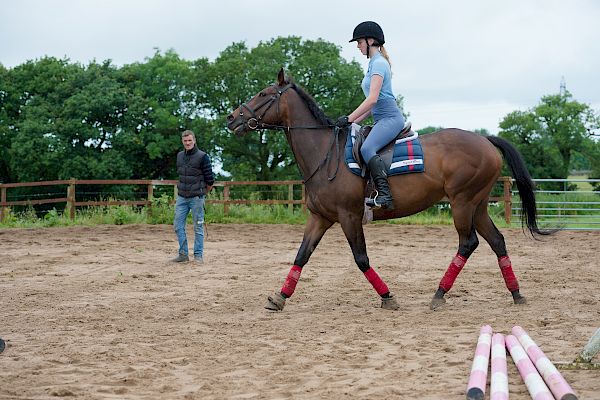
[{"x1": 277, "y1": 68, "x2": 286, "y2": 86}]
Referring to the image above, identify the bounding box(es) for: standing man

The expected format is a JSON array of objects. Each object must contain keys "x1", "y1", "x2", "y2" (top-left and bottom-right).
[{"x1": 172, "y1": 130, "x2": 214, "y2": 264}]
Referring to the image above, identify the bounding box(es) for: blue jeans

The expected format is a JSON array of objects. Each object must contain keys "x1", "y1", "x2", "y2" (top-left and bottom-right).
[{"x1": 174, "y1": 195, "x2": 205, "y2": 258}]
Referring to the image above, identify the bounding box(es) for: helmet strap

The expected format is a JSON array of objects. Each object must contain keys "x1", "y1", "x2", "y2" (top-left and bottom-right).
[{"x1": 366, "y1": 40, "x2": 371, "y2": 59}]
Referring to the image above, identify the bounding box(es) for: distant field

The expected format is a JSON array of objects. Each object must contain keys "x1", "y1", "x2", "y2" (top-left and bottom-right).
[{"x1": 568, "y1": 175, "x2": 593, "y2": 191}]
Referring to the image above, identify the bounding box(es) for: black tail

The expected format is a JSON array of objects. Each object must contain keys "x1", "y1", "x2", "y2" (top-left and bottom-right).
[{"x1": 487, "y1": 136, "x2": 553, "y2": 237}]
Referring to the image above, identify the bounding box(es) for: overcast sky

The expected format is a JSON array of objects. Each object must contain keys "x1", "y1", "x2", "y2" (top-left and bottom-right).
[{"x1": 2, "y1": 0, "x2": 599, "y2": 134}]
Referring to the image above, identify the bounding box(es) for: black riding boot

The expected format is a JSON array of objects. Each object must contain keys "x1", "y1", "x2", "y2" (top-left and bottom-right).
[{"x1": 366, "y1": 155, "x2": 394, "y2": 209}]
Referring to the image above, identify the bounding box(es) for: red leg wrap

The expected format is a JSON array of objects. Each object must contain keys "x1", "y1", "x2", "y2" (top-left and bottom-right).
[
  {"x1": 281, "y1": 265, "x2": 303, "y2": 298},
  {"x1": 439, "y1": 253, "x2": 468, "y2": 292},
  {"x1": 498, "y1": 256, "x2": 519, "y2": 291},
  {"x1": 364, "y1": 267, "x2": 390, "y2": 296}
]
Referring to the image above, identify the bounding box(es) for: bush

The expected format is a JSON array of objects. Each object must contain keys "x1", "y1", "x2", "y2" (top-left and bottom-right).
[{"x1": 147, "y1": 194, "x2": 175, "y2": 224}]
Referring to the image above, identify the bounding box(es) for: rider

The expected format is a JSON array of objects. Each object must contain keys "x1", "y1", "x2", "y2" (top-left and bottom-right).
[{"x1": 336, "y1": 21, "x2": 405, "y2": 209}]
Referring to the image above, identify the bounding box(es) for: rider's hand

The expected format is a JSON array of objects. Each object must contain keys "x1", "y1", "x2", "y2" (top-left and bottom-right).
[{"x1": 335, "y1": 115, "x2": 350, "y2": 128}]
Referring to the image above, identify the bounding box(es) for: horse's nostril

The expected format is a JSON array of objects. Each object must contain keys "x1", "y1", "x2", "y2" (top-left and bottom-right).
[{"x1": 227, "y1": 114, "x2": 234, "y2": 121}]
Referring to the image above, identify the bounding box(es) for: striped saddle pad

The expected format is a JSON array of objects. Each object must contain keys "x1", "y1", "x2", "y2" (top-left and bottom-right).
[{"x1": 344, "y1": 124, "x2": 425, "y2": 177}]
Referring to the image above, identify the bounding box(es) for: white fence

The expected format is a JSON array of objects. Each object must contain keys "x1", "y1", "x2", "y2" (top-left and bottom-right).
[{"x1": 512, "y1": 178, "x2": 600, "y2": 230}]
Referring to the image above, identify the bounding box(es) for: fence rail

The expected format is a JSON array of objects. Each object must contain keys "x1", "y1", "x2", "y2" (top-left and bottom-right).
[
  {"x1": 1, "y1": 177, "x2": 514, "y2": 223},
  {"x1": 511, "y1": 178, "x2": 600, "y2": 230},
  {"x1": 0, "y1": 179, "x2": 307, "y2": 222}
]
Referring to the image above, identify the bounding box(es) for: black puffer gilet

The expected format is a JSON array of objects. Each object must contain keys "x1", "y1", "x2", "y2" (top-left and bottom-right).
[{"x1": 176, "y1": 146, "x2": 207, "y2": 198}]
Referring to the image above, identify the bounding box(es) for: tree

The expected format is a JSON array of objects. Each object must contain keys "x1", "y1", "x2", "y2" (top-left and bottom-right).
[
  {"x1": 4, "y1": 57, "x2": 84, "y2": 182},
  {"x1": 499, "y1": 91, "x2": 600, "y2": 186},
  {"x1": 117, "y1": 49, "x2": 210, "y2": 179},
  {"x1": 3, "y1": 57, "x2": 149, "y2": 182},
  {"x1": 0, "y1": 64, "x2": 12, "y2": 182},
  {"x1": 1, "y1": 52, "x2": 208, "y2": 183},
  {"x1": 499, "y1": 91, "x2": 600, "y2": 188}
]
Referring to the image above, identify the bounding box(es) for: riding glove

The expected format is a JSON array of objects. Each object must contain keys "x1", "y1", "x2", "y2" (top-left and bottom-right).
[{"x1": 335, "y1": 115, "x2": 350, "y2": 128}]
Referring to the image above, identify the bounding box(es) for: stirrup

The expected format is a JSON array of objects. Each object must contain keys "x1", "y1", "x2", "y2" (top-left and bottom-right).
[
  {"x1": 365, "y1": 190, "x2": 382, "y2": 209},
  {"x1": 365, "y1": 190, "x2": 392, "y2": 209}
]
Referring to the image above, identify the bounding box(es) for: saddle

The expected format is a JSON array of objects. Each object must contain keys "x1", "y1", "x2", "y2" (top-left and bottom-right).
[{"x1": 351, "y1": 121, "x2": 415, "y2": 172}]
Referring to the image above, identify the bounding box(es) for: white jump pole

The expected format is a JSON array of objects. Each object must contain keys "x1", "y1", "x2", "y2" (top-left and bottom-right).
[
  {"x1": 490, "y1": 333, "x2": 509, "y2": 400},
  {"x1": 506, "y1": 334, "x2": 554, "y2": 400},
  {"x1": 466, "y1": 325, "x2": 493, "y2": 400}
]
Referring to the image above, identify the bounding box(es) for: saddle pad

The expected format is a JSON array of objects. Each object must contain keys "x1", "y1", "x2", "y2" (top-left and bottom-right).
[{"x1": 344, "y1": 125, "x2": 425, "y2": 177}]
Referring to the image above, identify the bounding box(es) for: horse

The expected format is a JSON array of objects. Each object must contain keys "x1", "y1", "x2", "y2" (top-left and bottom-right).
[{"x1": 227, "y1": 68, "x2": 550, "y2": 311}]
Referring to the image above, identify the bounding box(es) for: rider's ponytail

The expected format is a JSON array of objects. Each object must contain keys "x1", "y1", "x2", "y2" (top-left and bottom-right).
[{"x1": 380, "y1": 45, "x2": 392, "y2": 68}]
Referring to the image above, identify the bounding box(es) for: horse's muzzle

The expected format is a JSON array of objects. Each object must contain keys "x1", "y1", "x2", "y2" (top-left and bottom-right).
[{"x1": 226, "y1": 115, "x2": 247, "y2": 136}]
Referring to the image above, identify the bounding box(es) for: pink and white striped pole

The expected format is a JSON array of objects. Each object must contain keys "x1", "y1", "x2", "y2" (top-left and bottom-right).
[
  {"x1": 490, "y1": 333, "x2": 509, "y2": 400},
  {"x1": 466, "y1": 325, "x2": 493, "y2": 400},
  {"x1": 512, "y1": 326, "x2": 578, "y2": 400},
  {"x1": 506, "y1": 334, "x2": 554, "y2": 400}
]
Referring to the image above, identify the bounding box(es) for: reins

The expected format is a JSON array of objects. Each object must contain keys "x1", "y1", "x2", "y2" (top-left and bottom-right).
[
  {"x1": 237, "y1": 84, "x2": 343, "y2": 183},
  {"x1": 301, "y1": 126, "x2": 342, "y2": 183}
]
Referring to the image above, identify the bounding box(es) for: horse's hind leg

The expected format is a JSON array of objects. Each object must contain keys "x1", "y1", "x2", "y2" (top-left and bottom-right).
[
  {"x1": 339, "y1": 214, "x2": 399, "y2": 310},
  {"x1": 265, "y1": 212, "x2": 333, "y2": 311},
  {"x1": 431, "y1": 202, "x2": 479, "y2": 310},
  {"x1": 474, "y1": 201, "x2": 526, "y2": 305}
]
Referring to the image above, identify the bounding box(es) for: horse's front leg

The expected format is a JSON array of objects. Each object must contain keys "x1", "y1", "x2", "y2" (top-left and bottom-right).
[
  {"x1": 339, "y1": 214, "x2": 399, "y2": 310},
  {"x1": 265, "y1": 212, "x2": 333, "y2": 311}
]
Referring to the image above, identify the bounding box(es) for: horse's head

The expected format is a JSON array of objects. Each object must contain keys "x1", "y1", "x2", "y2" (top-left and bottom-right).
[{"x1": 227, "y1": 68, "x2": 294, "y2": 136}]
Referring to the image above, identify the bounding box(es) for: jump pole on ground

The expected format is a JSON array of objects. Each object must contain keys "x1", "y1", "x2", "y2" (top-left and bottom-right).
[
  {"x1": 506, "y1": 334, "x2": 554, "y2": 400},
  {"x1": 490, "y1": 333, "x2": 509, "y2": 400},
  {"x1": 466, "y1": 325, "x2": 493, "y2": 400},
  {"x1": 512, "y1": 326, "x2": 578, "y2": 400}
]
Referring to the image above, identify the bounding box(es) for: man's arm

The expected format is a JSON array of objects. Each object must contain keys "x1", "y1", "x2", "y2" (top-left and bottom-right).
[{"x1": 201, "y1": 154, "x2": 215, "y2": 193}]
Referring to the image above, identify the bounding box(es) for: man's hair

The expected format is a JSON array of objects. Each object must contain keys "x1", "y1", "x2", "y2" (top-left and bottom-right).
[{"x1": 182, "y1": 130, "x2": 196, "y2": 140}]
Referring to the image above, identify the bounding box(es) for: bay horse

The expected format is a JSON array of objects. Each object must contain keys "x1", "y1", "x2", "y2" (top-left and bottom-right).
[{"x1": 227, "y1": 68, "x2": 549, "y2": 311}]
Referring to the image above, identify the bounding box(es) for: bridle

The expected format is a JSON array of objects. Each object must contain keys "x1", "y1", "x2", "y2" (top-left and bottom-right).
[
  {"x1": 238, "y1": 83, "x2": 295, "y2": 132},
  {"x1": 238, "y1": 83, "x2": 337, "y2": 132},
  {"x1": 236, "y1": 83, "x2": 342, "y2": 183}
]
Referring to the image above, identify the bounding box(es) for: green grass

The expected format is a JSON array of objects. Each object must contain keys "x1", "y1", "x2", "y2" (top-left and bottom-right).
[
  {"x1": 567, "y1": 175, "x2": 594, "y2": 191},
  {"x1": 0, "y1": 195, "x2": 514, "y2": 229}
]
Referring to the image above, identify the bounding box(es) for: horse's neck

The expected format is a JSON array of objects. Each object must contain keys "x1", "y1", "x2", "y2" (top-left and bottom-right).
[{"x1": 284, "y1": 110, "x2": 334, "y2": 179}]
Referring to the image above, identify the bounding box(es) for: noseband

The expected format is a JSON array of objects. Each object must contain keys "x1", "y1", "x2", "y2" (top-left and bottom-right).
[{"x1": 239, "y1": 83, "x2": 295, "y2": 131}]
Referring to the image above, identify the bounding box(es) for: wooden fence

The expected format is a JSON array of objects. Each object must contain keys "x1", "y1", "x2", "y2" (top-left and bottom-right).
[{"x1": 0, "y1": 177, "x2": 512, "y2": 222}]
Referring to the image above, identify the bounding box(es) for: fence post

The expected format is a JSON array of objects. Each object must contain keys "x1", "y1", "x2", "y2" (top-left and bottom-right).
[
  {"x1": 288, "y1": 183, "x2": 294, "y2": 212},
  {"x1": 147, "y1": 183, "x2": 154, "y2": 217},
  {"x1": 223, "y1": 184, "x2": 230, "y2": 216},
  {"x1": 67, "y1": 178, "x2": 76, "y2": 220},
  {"x1": 503, "y1": 177, "x2": 512, "y2": 225},
  {"x1": 0, "y1": 186, "x2": 7, "y2": 222}
]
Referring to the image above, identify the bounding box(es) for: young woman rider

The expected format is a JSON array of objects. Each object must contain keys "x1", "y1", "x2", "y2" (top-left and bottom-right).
[{"x1": 335, "y1": 21, "x2": 405, "y2": 209}]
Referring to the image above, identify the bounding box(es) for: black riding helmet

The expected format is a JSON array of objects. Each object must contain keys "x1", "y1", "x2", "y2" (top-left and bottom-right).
[{"x1": 349, "y1": 21, "x2": 385, "y2": 45}]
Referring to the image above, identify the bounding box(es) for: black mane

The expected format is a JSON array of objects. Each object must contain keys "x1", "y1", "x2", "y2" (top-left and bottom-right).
[{"x1": 291, "y1": 83, "x2": 334, "y2": 126}]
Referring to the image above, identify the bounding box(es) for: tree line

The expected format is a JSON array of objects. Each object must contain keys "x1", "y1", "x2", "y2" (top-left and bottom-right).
[{"x1": 1, "y1": 36, "x2": 599, "y2": 188}]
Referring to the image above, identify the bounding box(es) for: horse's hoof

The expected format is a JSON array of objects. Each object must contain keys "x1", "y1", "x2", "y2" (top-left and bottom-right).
[
  {"x1": 511, "y1": 290, "x2": 527, "y2": 305},
  {"x1": 265, "y1": 292, "x2": 286, "y2": 311},
  {"x1": 513, "y1": 295, "x2": 527, "y2": 305},
  {"x1": 381, "y1": 295, "x2": 399, "y2": 310},
  {"x1": 430, "y1": 296, "x2": 446, "y2": 310}
]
